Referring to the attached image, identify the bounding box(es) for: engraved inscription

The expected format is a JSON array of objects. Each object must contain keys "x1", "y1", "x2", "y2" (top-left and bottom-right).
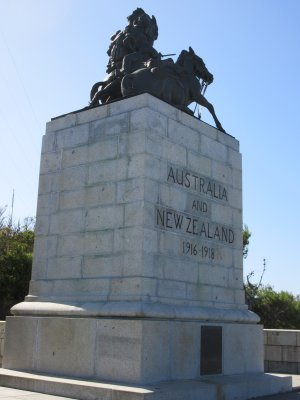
[
  {"x1": 192, "y1": 199, "x2": 208, "y2": 213},
  {"x1": 167, "y1": 166, "x2": 228, "y2": 202},
  {"x1": 182, "y1": 241, "x2": 215, "y2": 259},
  {"x1": 154, "y1": 164, "x2": 236, "y2": 262},
  {"x1": 186, "y1": 193, "x2": 211, "y2": 217},
  {"x1": 156, "y1": 207, "x2": 235, "y2": 244}
]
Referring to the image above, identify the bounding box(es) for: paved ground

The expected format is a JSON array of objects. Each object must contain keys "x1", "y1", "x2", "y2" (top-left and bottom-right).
[
  {"x1": 249, "y1": 374, "x2": 300, "y2": 400},
  {"x1": 0, "y1": 388, "x2": 297, "y2": 400},
  {"x1": 0, "y1": 375, "x2": 299, "y2": 400},
  {"x1": 0, "y1": 386, "x2": 71, "y2": 399},
  {"x1": 254, "y1": 390, "x2": 300, "y2": 400}
]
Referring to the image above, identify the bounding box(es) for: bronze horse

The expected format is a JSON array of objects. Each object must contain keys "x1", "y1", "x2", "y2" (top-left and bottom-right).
[{"x1": 121, "y1": 47, "x2": 225, "y2": 132}]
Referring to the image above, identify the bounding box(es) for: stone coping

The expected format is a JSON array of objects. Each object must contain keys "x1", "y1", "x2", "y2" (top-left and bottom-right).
[
  {"x1": 51, "y1": 92, "x2": 236, "y2": 140},
  {"x1": 10, "y1": 301, "x2": 259, "y2": 323}
]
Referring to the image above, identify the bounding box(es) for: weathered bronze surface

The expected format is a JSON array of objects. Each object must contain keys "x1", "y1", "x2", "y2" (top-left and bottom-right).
[
  {"x1": 89, "y1": 8, "x2": 225, "y2": 132},
  {"x1": 200, "y1": 326, "x2": 223, "y2": 375}
]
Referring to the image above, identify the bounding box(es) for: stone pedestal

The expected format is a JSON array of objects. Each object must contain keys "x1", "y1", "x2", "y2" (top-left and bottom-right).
[
  {"x1": 1, "y1": 94, "x2": 292, "y2": 398},
  {"x1": 3, "y1": 317, "x2": 264, "y2": 384}
]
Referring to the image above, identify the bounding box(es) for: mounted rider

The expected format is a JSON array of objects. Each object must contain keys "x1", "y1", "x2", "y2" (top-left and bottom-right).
[
  {"x1": 90, "y1": 8, "x2": 159, "y2": 105},
  {"x1": 89, "y1": 8, "x2": 225, "y2": 132}
]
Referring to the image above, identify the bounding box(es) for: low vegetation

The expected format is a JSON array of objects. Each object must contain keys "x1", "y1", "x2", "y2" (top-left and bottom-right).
[
  {"x1": 0, "y1": 208, "x2": 34, "y2": 319},
  {"x1": 243, "y1": 225, "x2": 300, "y2": 329}
]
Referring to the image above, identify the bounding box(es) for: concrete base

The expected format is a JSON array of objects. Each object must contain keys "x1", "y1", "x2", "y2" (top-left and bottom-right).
[
  {"x1": 3, "y1": 316, "x2": 264, "y2": 384},
  {"x1": 0, "y1": 368, "x2": 292, "y2": 400}
]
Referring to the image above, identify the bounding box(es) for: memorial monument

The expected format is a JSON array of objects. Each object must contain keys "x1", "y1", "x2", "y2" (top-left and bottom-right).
[{"x1": 0, "y1": 8, "x2": 292, "y2": 400}]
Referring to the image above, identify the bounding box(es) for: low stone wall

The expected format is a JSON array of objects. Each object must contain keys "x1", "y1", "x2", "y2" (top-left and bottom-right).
[
  {"x1": 264, "y1": 329, "x2": 300, "y2": 374},
  {"x1": 0, "y1": 321, "x2": 5, "y2": 367},
  {"x1": 1, "y1": 322, "x2": 300, "y2": 373}
]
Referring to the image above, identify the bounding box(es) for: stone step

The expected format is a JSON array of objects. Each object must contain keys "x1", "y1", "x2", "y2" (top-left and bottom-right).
[{"x1": 0, "y1": 368, "x2": 292, "y2": 400}]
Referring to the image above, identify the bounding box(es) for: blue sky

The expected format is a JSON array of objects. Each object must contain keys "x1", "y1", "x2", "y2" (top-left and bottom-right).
[{"x1": 0, "y1": 0, "x2": 299, "y2": 295}]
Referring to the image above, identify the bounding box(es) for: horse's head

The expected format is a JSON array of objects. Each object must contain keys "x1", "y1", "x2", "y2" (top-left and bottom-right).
[{"x1": 187, "y1": 47, "x2": 214, "y2": 85}]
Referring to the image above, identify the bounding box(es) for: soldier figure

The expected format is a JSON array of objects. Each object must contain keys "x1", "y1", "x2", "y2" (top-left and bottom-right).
[{"x1": 90, "y1": 8, "x2": 158, "y2": 105}]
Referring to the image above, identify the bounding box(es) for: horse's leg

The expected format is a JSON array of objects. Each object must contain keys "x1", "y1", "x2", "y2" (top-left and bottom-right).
[
  {"x1": 89, "y1": 87, "x2": 105, "y2": 106},
  {"x1": 194, "y1": 94, "x2": 226, "y2": 133},
  {"x1": 90, "y1": 82, "x2": 102, "y2": 102},
  {"x1": 90, "y1": 80, "x2": 120, "y2": 106}
]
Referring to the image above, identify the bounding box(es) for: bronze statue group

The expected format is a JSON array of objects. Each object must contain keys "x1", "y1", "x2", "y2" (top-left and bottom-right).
[{"x1": 89, "y1": 8, "x2": 225, "y2": 132}]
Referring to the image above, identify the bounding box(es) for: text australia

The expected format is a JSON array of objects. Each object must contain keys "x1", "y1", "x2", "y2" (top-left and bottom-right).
[{"x1": 167, "y1": 166, "x2": 228, "y2": 202}]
